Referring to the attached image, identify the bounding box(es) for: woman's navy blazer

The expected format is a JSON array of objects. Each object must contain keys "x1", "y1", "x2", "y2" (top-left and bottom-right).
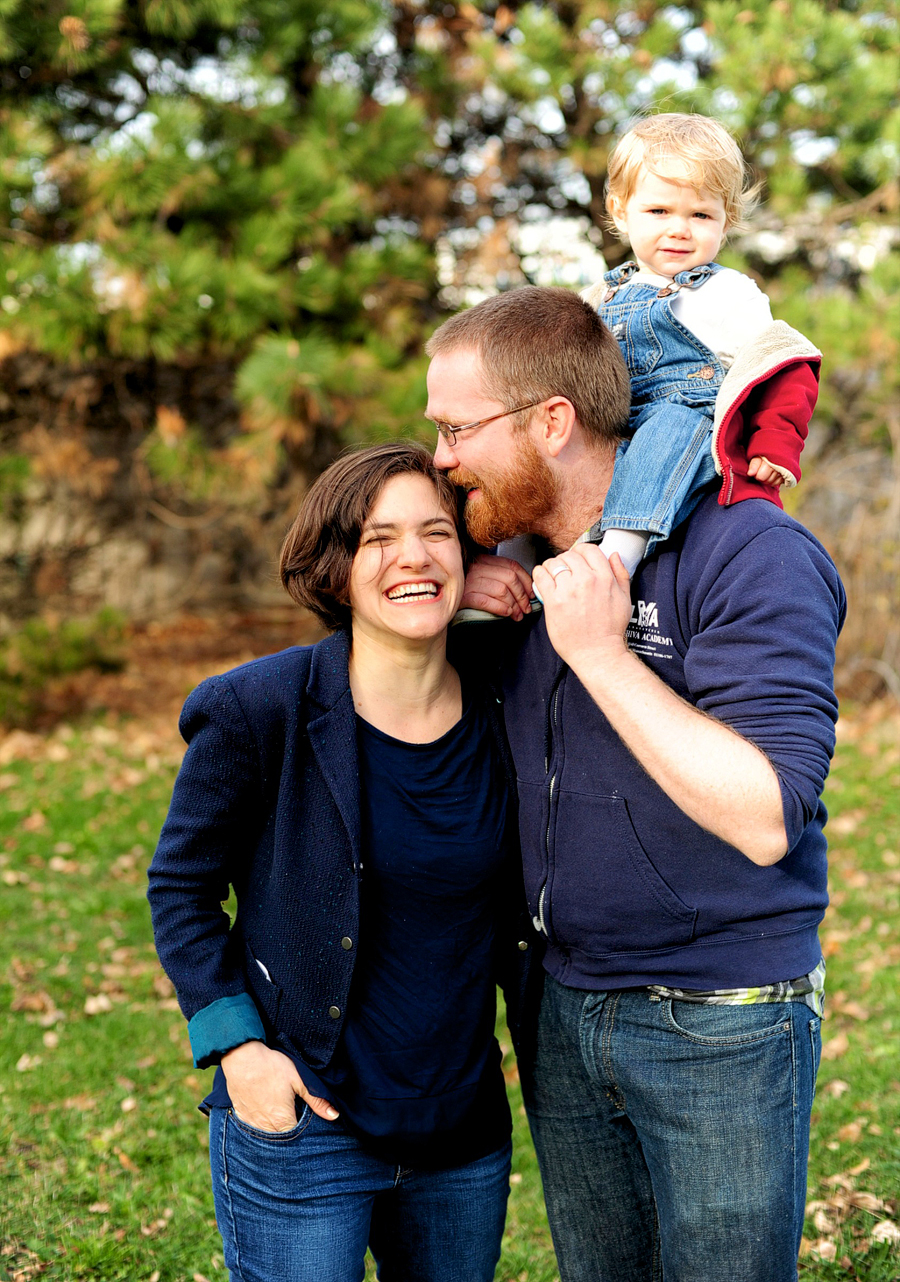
[{"x1": 148, "y1": 628, "x2": 540, "y2": 1072}]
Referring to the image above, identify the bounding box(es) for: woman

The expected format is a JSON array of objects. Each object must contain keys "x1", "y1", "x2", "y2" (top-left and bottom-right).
[{"x1": 148, "y1": 442, "x2": 536, "y2": 1282}]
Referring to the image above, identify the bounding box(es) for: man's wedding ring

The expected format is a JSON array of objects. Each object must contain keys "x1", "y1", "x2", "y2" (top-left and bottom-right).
[{"x1": 549, "y1": 565, "x2": 573, "y2": 582}]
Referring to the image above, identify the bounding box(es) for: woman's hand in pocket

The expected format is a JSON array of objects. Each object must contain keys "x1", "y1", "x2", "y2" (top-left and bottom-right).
[{"x1": 221, "y1": 1040, "x2": 339, "y2": 1131}]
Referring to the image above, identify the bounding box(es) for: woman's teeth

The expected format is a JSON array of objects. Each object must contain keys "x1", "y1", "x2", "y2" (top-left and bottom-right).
[{"x1": 386, "y1": 583, "x2": 439, "y2": 601}]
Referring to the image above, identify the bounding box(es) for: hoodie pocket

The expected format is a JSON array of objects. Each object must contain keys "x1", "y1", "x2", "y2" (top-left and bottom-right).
[{"x1": 548, "y1": 791, "x2": 697, "y2": 956}]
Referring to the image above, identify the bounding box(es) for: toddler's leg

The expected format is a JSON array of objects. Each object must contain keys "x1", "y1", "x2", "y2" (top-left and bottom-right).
[
  {"x1": 594, "y1": 529, "x2": 650, "y2": 578},
  {"x1": 600, "y1": 403, "x2": 716, "y2": 569}
]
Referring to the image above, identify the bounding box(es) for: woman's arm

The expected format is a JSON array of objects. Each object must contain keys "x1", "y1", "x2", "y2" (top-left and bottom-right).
[
  {"x1": 149, "y1": 676, "x2": 341, "y2": 1129},
  {"x1": 148, "y1": 677, "x2": 262, "y2": 1025}
]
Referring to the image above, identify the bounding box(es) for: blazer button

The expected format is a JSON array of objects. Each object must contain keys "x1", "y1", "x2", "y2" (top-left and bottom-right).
[
  {"x1": 341, "y1": 937, "x2": 353, "y2": 950},
  {"x1": 517, "y1": 940, "x2": 529, "y2": 951},
  {"x1": 328, "y1": 1005, "x2": 341, "y2": 1019}
]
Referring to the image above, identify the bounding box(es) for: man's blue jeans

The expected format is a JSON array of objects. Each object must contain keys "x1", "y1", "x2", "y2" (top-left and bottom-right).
[
  {"x1": 208, "y1": 1106, "x2": 510, "y2": 1281},
  {"x1": 520, "y1": 977, "x2": 821, "y2": 1282}
]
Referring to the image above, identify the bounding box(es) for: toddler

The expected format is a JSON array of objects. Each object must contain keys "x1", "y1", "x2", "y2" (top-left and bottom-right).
[{"x1": 580, "y1": 111, "x2": 821, "y2": 575}]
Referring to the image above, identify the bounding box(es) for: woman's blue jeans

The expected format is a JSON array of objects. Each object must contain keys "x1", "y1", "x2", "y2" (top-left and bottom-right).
[
  {"x1": 520, "y1": 977, "x2": 821, "y2": 1282},
  {"x1": 208, "y1": 1106, "x2": 510, "y2": 1282}
]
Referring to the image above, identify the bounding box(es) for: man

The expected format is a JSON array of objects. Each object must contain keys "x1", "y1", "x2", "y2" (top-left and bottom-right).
[{"x1": 424, "y1": 286, "x2": 845, "y2": 1282}]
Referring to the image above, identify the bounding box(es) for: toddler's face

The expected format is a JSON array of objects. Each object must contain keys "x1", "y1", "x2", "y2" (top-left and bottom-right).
[{"x1": 611, "y1": 169, "x2": 728, "y2": 278}]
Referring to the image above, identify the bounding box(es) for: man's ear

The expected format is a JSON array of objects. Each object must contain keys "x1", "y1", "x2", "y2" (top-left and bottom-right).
[{"x1": 540, "y1": 396, "x2": 578, "y2": 459}]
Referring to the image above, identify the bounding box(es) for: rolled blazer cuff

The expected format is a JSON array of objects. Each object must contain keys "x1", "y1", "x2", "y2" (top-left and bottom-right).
[{"x1": 188, "y1": 993, "x2": 266, "y2": 1069}]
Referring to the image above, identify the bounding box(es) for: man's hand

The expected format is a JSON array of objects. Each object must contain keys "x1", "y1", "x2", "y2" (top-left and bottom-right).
[
  {"x1": 533, "y1": 545, "x2": 632, "y2": 668},
  {"x1": 535, "y1": 545, "x2": 788, "y2": 867},
  {"x1": 748, "y1": 456, "x2": 784, "y2": 488},
  {"x1": 461, "y1": 553, "x2": 534, "y2": 621},
  {"x1": 221, "y1": 1040, "x2": 338, "y2": 1131}
]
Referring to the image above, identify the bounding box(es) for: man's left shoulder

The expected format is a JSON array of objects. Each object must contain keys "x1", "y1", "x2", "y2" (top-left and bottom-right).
[
  {"x1": 649, "y1": 495, "x2": 845, "y2": 623},
  {"x1": 681, "y1": 493, "x2": 834, "y2": 565}
]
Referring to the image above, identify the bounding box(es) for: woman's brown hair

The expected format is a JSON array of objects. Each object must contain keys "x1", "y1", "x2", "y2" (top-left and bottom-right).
[{"x1": 280, "y1": 441, "x2": 467, "y2": 632}]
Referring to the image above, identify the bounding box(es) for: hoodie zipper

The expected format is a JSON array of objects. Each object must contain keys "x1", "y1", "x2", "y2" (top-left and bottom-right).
[{"x1": 534, "y1": 677, "x2": 563, "y2": 938}]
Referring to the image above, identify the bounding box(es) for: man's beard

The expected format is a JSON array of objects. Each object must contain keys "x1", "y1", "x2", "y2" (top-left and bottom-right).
[{"x1": 450, "y1": 437, "x2": 558, "y2": 548}]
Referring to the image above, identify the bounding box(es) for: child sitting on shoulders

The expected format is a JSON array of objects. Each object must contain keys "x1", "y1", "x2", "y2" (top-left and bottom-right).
[{"x1": 578, "y1": 111, "x2": 821, "y2": 576}]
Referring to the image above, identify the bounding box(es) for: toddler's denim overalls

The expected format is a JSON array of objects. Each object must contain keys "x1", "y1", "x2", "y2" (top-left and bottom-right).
[{"x1": 596, "y1": 260, "x2": 725, "y2": 552}]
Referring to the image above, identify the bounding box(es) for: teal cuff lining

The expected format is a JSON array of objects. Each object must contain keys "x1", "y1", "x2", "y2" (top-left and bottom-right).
[{"x1": 188, "y1": 993, "x2": 266, "y2": 1069}]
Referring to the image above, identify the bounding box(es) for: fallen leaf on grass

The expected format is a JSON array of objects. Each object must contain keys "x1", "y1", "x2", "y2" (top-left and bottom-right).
[
  {"x1": 15, "y1": 1053, "x2": 42, "y2": 1072},
  {"x1": 813, "y1": 1207, "x2": 836, "y2": 1233},
  {"x1": 140, "y1": 1218, "x2": 169, "y2": 1238},
  {"x1": 10, "y1": 989, "x2": 55, "y2": 1013},
  {"x1": 21, "y1": 810, "x2": 46, "y2": 832},
  {"x1": 836, "y1": 1121, "x2": 864, "y2": 1143},
  {"x1": 36, "y1": 1006, "x2": 64, "y2": 1027},
  {"x1": 872, "y1": 1220, "x2": 900, "y2": 1243},
  {"x1": 0, "y1": 730, "x2": 42, "y2": 764},
  {"x1": 840, "y1": 1001, "x2": 870, "y2": 1022},
  {"x1": 63, "y1": 1094, "x2": 97, "y2": 1111},
  {"x1": 821, "y1": 1030, "x2": 850, "y2": 1060},
  {"x1": 113, "y1": 1146, "x2": 139, "y2": 1173},
  {"x1": 48, "y1": 855, "x2": 81, "y2": 874},
  {"x1": 849, "y1": 1192, "x2": 885, "y2": 1213},
  {"x1": 84, "y1": 994, "x2": 113, "y2": 1015},
  {"x1": 823, "y1": 1079, "x2": 851, "y2": 1098},
  {"x1": 831, "y1": 810, "x2": 865, "y2": 836},
  {"x1": 120, "y1": 1097, "x2": 137, "y2": 1113},
  {"x1": 88, "y1": 1202, "x2": 110, "y2": 1213}
]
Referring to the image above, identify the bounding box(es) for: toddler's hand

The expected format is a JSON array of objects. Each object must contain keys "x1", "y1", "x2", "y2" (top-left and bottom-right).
[{"x1": 748, "y1": 456, "x2": 783, "y2": 488}]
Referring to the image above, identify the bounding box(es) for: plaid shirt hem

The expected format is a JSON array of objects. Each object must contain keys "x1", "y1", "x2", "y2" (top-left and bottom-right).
[{"x1": 647, "y1": 957, "x2": 826, "y2": 1017}]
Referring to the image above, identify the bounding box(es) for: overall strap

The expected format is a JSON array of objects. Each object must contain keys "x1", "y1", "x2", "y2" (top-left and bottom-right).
[
  {"x1": 602, "y1": 259, "x2": 721, "y2": 303},
  {"x1": 601, "y1": 260, "x2": 639, "y2": 302}
]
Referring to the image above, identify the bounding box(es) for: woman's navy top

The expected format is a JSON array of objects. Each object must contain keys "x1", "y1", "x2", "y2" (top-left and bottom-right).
[{"x1": 204, "y1": 693, "x2": 512, "y2": 1168}]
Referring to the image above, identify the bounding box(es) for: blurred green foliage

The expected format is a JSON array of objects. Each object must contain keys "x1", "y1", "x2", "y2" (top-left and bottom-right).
[
  {"x1": 0, "y1": 1, "x2": 897, "y2": 685},
  {"x1": 0, "y1": 609, "x2": 125, "y2": 726},
  {"x1": 1, "y1": 1, "x2": 892, "y2": 436},
  {"x1": 0, "y1": 454, "x2": 30, "y2": 513}
]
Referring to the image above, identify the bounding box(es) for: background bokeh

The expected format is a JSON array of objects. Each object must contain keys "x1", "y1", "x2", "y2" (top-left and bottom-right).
[{"x1": 0, "y1": 0, "x2": 897, "y2": 710}]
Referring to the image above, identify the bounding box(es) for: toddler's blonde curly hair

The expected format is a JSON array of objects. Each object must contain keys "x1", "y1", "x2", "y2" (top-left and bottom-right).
[{"x1": 606, "y1": 113, "x2": 762, "y2": 233}]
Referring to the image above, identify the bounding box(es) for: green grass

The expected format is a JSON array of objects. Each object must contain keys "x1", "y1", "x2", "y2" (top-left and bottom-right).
[{"x1": 0, "y1": 708, "x2": 897, "y2": 1280}]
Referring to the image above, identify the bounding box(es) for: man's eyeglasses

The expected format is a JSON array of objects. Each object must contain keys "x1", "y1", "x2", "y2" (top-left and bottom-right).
[{"x1": 430, "y1": 401, "x2": 546, "y2": 447}]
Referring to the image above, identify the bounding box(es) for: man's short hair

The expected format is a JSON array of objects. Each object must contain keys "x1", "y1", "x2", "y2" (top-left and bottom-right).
[
  {"x1": 606, "y1": 113, "x2": 761, "y2": 231},
  {"x1": 280, "y1": 440, "x2": 468, "y2": 632},
  {"x1": 425, "y1": 286, "x2": 631, "y2": 448}
]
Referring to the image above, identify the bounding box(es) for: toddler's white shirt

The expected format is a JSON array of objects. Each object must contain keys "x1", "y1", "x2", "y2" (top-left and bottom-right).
[{"x1": 632, "y1": 266, "x2": 773, "y2": 369}]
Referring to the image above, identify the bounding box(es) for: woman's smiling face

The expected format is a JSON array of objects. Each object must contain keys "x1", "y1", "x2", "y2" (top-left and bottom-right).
[{"x1": 347, "y1": 473, "x2": 465, "y2": 645}]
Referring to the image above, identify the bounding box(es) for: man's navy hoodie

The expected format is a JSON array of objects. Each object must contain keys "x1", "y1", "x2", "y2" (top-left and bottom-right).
[{"x1": 501, "y1": 493, "x2": 846, "y2": 992}]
